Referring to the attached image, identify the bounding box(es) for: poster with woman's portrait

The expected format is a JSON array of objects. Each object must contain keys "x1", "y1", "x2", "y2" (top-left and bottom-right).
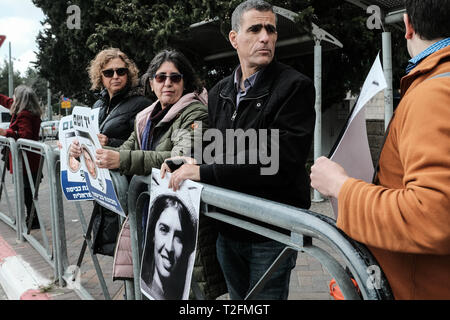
[
  {"x1": 72, "y1": 106, "x2": 125, "y2": 216},
  {"x1": 59, "y1": 115, "x2": 93, "y2": 201},
  {"x1": 140, "y1": 168, "x2": 202, "y2": 300}
]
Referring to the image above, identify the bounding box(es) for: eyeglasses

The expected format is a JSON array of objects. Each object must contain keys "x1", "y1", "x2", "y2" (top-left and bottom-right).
[
  {"x1": 153, "y1": 73, "x2": 183, "y2": 83},
  {"x1": 102, "y1": 68, "x2": 128, "y2": 78}
]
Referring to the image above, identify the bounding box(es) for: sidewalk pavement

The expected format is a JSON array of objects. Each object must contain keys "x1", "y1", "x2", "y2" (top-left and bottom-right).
[
  {"x1": 0, "y1": 146, "x2": 337, "y2": 300},
  {"x1": 0, "y1": 281, "x2": 6, "y2": 300}
]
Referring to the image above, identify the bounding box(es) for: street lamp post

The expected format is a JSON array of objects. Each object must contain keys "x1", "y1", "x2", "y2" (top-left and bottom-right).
[
  {"x1": 8, "y1": 42, "x2": 13, "y2": 97},
  {"x1": 47, "y1": 81, "x2": 52, "y2": 120}
]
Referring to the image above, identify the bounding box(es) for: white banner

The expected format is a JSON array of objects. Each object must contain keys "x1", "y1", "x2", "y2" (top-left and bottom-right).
[
  {"x1": 71, "y1": 106, "x2": 125, "y2": 216},
  {"x1": 59, "y1": 115, "x2": 93, "y2": 201}
]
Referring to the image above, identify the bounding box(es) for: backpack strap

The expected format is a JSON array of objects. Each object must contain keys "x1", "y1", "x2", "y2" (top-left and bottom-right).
[{"x1": 429, "y1": 72, "x2": 450, "y2": 80}]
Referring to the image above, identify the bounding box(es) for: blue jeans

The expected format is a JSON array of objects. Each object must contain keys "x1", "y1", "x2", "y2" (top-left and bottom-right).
[{"x1": 216, "y1": 233, "x2": 297, "y2": 300}]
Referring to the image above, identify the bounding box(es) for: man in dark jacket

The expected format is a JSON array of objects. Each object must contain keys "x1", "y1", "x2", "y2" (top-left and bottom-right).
[{"x1": 164, "y1": 0, "x2": 315, "y2": 299}]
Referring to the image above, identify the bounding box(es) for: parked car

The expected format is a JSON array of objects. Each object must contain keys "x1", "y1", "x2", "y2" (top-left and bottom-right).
[
  {"x1": 40, "y1": 120, "x2": 60, "y2": 140},
  {"x1": 0, "y1": 105, "x2": 11, "y2": 130}
]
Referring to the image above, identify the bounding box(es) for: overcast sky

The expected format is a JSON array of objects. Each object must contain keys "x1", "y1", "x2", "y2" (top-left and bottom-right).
[{"x1": 0, "y1": 0, "x2": 45, "y2": 75}]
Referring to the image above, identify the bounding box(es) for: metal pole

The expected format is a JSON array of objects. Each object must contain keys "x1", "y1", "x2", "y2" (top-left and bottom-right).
[
  {"x1": 313, "y1": 40, "x2": 323, "y2": 202},
  {"x1": 382, "y1": 31, "x2": 393, "y2": 131},
  {"x1": 8, "y1": 42, "x2": 13, "y2": 97},
  {"x1": 47, "y1": 81, "x2": 52, "y2": 121}
]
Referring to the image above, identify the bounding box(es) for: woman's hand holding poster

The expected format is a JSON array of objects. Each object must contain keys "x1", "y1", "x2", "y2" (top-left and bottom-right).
[{"x1": 59, "y1": 106, "x2": 125, "y2": 217}]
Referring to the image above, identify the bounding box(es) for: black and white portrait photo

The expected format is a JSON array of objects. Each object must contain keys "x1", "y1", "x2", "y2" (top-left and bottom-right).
[{"x1": 140, "y1": 169, "x2": 201, "y2": 300}]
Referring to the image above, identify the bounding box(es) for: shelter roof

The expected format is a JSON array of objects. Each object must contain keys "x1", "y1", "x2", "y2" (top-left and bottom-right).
[{"x1": 180, "y1": 6, "x2": 343, "y2": 63}]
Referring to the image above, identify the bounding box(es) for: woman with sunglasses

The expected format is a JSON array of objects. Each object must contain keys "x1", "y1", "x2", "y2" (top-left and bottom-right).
[
  {"x1": 100, "y1": 49, "x2": 225, "y2": 299},
  {"x1": 70, "y1": 50, "x2": 226, "y2": 300},
  {"x1": 88, "y1": 48, "x2": 152, "y2": 149},
  {"x1": 69, "y1": 48, "x2": 152, "y2": 257},
  {"x1": 70, "y1": 48, "x2": 207, "y2": 239},
  {"x1": 88, "y1": 49, "x2": 209, "y2": 177}
]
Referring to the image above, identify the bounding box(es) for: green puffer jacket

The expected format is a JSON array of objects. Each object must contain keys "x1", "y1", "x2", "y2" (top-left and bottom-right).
[
  {"x1": 112, "y1": 89, "x2": 228, "y2": 300},
  {"x1": 115, "y1": 89, "x2": 209, "y2": 175}
]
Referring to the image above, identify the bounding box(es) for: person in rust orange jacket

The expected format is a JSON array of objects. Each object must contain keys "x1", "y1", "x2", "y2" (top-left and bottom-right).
[{"x1": 310, "y1": 0, "x2": 450, "y2": 300}]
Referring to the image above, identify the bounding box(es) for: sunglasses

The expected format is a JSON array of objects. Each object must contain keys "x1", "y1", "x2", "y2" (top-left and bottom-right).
[
  {"x1": 153, "y1": 73, "x2": 183, "y2": 83},
  {"x1": 102, "y1": 68, "x2": 128, "y2": 78}
]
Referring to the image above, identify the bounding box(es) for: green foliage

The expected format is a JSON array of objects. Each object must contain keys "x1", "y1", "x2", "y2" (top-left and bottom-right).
[
  {"x1": 0, "y1": 60, "x2": 24, "y2": 97},
  {"x1": 33, "y1": 0, "x2": 408, "y2": 108},
  {"x1": 23, "y1": 67, "x2": 48, "y2": 103},
  {"x1": 0, "y1": 61, "x2": 61, "y2": 118}
]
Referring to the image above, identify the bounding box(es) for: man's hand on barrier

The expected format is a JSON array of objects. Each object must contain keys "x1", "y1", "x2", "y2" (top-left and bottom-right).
[
  {"x1": 160, "y1": 156, "x2": 197, "y2": 179},
  {"x1": 160, "y1": 157, "x2": 199, "y2": 192},
  {"x1": 95, "y1": 148, "x2": 120, "y2": 169},
  {"x1": 69, "y1": 139, "x2": 82, "y2": 158},
  {"x1": 168, "y1": 164, "x2": 200, "y2": 191},
  {"x1": 0, "y1": 128, "x2": 6, "y2": 136},
  {"x1": 97, "y1": 133, "x2": 109, "y2": 147},
  {"x1": 310, "y1": 156, "x2": 349, "y2": 199}
]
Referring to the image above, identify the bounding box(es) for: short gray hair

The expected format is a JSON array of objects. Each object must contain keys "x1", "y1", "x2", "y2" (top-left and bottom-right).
[
  {"x1": 10, "y1": 85, "x2": 42, "y2": 117},
  {"x1": 231, "y1": 0, "x2": 276, "y2": 32}
]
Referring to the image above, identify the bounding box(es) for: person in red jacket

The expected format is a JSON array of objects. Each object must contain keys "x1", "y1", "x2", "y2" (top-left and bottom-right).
[{"x1": 0, "y1": 85, "x2": 42, "y2": 229}]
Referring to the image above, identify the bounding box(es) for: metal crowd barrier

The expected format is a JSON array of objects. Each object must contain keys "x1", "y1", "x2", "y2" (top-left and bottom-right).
[
  {"x1": 53, "y1": 148, "x2": 129, "y2": 300},
  {"x1": 50, "y1": 148, "x2": 107, "y2": 300},
  {"x1": 15, "y1": 139, "x2": 64, "y2": 285},
  {"x1": 1, "y1": 138, "x2": 393, "y2": 300},
  {"x1": 0, "y1": 136, "x2": 19, "y2": 234},
  {"x1": 0, "y1": 139, "x2": 127, "y2": 300},
  {"x1": 125, "y1": 174, "x2": 394, "y2": 300}
]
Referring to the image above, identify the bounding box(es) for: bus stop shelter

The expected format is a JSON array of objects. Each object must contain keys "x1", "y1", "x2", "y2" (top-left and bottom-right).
[{"x1": 185, "y1": 1, "x2": 406, "y2": 201}]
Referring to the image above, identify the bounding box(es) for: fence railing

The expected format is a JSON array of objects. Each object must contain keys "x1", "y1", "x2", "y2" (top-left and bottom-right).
[
  {"x1": 1, "y1": 140, "x2": 124, "y2": 300},
  {"x1": 0, "y1": 139, "x2": 393, "y2": 300},
  {"x1": 0, "y1": 136, "x2": 18, "y2": 234},
  {"x1": 124, "y1": 174, "x2": 394, "y2": 301},
  {"x1": 53, "y1": 148, "x2": 128, "y2": 300},
  {"x1": 15, "y1": 139, "x2": 63, "y2": 284}
]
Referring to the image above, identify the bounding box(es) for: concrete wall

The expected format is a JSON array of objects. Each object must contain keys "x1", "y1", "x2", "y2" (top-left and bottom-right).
[
  {"x1": 364, "y1": 91, "x2": 386, "y2": 166},
  {"x1": 366, "y1": 119, "x2": 385, "y2": 167}
]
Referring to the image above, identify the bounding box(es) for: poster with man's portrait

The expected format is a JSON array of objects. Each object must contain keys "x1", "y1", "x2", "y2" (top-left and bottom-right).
[
  {"x1": 72, "y1": 106, "x2": 125, "y2": 216},
  {"x1": 140, "y1": 168, "x2": 202, "y2": 300},
  {"x1": 59, "y1": 115, "x2": 93, "y2": 201}
]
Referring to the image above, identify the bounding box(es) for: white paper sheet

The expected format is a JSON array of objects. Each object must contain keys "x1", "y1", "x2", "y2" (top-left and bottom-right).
[{"x1": 329, "y1": 54, "x2": 387, "y2": 218}]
